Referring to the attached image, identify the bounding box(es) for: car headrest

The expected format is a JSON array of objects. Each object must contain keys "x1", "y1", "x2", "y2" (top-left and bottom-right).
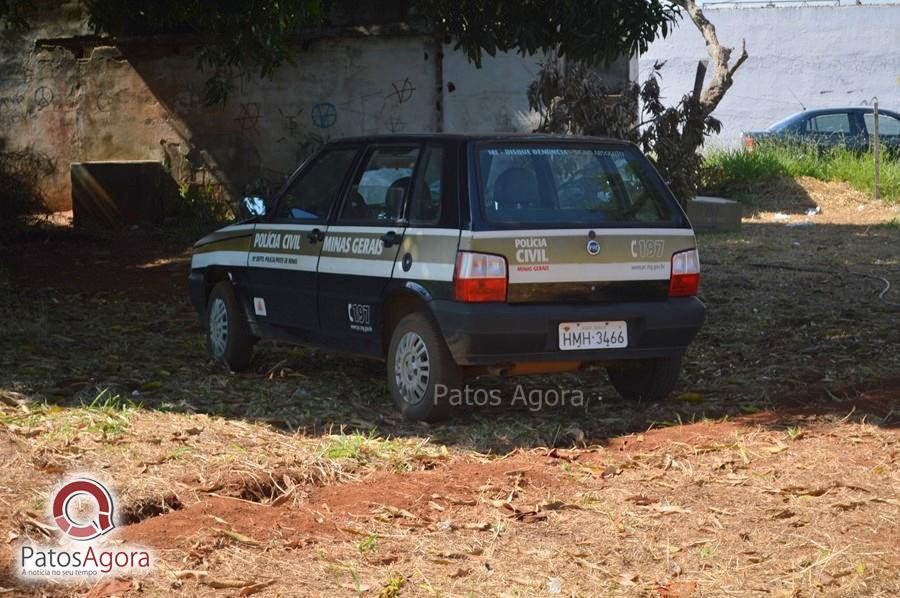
[
  {"x1": 385, "y1": 176, "x2": 411, "y2": 219},
  {"x1": 493, "y1": 167, "x2": 540, "y2": 210}
]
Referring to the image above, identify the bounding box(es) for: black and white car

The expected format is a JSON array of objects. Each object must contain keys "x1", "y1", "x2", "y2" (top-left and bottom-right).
[{"x1": 189, "y1": 135, "x2": 706, "y2": 421}]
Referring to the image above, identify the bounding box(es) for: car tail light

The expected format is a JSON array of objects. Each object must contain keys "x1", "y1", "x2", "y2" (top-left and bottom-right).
[
  {"x1": 669, "y1": 249, "x2": 700, "y2": 297},
  {"x1": 743, "y1": 135, "x2": 754, "y2": 151},
  {"x1": 454, "y1": 251, "x2": 508, "y2": 302}
]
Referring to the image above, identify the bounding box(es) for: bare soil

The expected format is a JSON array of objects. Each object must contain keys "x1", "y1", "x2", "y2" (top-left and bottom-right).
[{"x1": 0, "y1": 178, "x2": 898, "y2": 596}]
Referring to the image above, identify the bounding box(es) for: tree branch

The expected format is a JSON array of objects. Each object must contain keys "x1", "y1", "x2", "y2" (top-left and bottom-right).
[{"x1": 673, "y1": 0, "x2": 748, "y2": 114}]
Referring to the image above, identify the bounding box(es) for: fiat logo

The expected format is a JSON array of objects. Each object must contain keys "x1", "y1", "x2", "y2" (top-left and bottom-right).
[{"x1": 586, "y1": 239, "x2": 601, "y2": 256}]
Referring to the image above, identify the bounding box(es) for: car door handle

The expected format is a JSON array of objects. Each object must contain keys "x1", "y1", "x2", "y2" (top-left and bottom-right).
[
  {"x1": 308, "y1": 228, "x2": 325, "y2": 244},
  {"x1": 380, "y1": 230, "x2": 401, "y2": 248}
]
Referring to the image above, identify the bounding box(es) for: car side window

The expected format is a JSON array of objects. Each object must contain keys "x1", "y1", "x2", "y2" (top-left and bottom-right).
[
  {"x1": 805, "y1": 113, "x2": 852, "y2": 134},
  {"x1": 408, "y1": 146, "x2": 443, "y2": 225},
  {"x1": 339, "y1": 146, "x2": 420, "y2": 223},
  {"x1": 274, "y1": 148, "x2": 358, "y2": 220},
  {"x1": 864, "y1": 113, "x2": 900, "y2": 136}
]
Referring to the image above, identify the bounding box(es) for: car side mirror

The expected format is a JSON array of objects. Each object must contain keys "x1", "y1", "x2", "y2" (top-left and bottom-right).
[{"x1": 239, "y1": 195, "x2": 268, "y2": 220}]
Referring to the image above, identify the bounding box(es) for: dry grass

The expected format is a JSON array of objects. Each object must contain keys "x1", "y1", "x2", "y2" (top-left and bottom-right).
[
  {"x1": 1, "y1": 177, "x2": 899, "y2": 596},
  {"x1": 3, "y1": 397, "x2": 897, "y2": 596}
]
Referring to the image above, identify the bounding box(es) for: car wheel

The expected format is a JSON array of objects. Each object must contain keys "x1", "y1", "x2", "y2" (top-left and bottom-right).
[
  {"x1": 387, "y1": 311, "x2": 461, "y2": 422},
  {"x1": 206, "y1": 281, "x2": 255, "y2": 371},
  {"x1": 607, "y1": 355, "x2": 683, "y2": 401}
]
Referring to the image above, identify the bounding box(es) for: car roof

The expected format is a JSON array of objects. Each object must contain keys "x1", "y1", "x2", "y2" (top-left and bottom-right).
[
  {"x1": 767, "y1": 106, "x2": 900, "y2": 130},
  {"x1": 786, "y1": 107, "x2": 899, "y2": 118},
  {"x1": 327, "y1": 133, "x2": 637, "y2": 146}
]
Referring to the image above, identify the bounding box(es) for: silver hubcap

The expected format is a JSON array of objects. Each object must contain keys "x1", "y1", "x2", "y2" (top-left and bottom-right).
[
  {"x1": 209, "y1": 297, "x2": 228, "y2": 358},
  {"x1": 394, "y1": 332, "x2": 430, "y2": 405}
]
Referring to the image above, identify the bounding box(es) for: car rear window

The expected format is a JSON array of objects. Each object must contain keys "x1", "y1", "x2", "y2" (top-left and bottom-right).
[{"x1": 476, "y1": 145, "x2": 680, "y2": 227}]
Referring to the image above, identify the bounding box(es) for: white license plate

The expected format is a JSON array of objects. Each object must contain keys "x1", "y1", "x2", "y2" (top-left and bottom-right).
[{"x1": 558, "y1": 321, "x2": 628, "y2": 351}]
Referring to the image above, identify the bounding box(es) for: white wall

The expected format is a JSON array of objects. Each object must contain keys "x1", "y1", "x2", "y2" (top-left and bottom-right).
[
  {"x1": 640, "y1": 5, "x2": 900, "y2": 148},
  {"x1": 442, "y1": 49, "x2": 545, "y2": 133}
]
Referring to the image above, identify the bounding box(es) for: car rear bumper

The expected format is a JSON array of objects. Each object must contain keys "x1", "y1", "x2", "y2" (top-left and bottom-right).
[{"x1": 432, "y1": 297, "x2": 706, "y2": 366}]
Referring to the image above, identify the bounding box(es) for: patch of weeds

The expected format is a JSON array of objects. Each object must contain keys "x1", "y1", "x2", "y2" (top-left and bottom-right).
[
  {"x1": 699, "y1": 545, "x2": 715, "y2": 558},
  {"x1": 379, "y1": 575, "x2": 406, "y2": 598},
  {"x1": 162, "y1": 183, "x2": 234, "y2": 241},
  {"x1": 319, "y1": 432, "x2": 439, "y2": 471},
  {"x1": 166, "y1": 447, "x2": 191, "y2": 461},
  {"x1": 322, "y1": 432, "x2": 377, "y2": 462},
  {"x1": 81, "y1": 389, "x2": 139, "y2": 436},
  {"x1": 702, "y1": 142, "x2": 900, "y2": 202},
  {"x1": 326, "y1": 563, "x2": 362, "y2": 593},
  {"x1": 30, "y1": 497, "x2": 46, "y2": 513},
  {"x1": 0, "y1": 143, "x2": 54, "y2": 240},
  {"x1": 357, "y1": 533, "x2": 378, "y2": 553},
  {"x1": 786, "y1": 426, "x2": 803, "y2": 440},
  {"x1": 884, "y1": 217, "x2": 900, "y2": 229}
]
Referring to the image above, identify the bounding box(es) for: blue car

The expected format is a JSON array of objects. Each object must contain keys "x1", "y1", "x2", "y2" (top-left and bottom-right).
[{"x1": 742, "y1": 107, "x2": 900, "y2": 153}]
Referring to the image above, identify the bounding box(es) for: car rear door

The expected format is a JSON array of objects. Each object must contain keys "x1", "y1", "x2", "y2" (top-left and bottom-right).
[
  {"x1": 863, "y1": 111, "x2": 900, "y2": 152},
  {"x1": 316, "y1": 144, "x2": 421, "y2": 351},
  {"x1": 464, "y1": 143, "x2": 696, "y2": 305},
  {"x1": 247, "y1": 146, "x2": 360, "y2": 331}
]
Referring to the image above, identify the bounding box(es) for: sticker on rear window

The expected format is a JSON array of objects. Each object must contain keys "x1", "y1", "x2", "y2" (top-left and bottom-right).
[{"x1": 485, "y1": 148, "x2": 627, "y2": 158}]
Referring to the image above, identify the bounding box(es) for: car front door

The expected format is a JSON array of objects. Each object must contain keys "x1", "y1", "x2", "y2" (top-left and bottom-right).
[
  {"x1": 317, "y1": 144, "x2": 421, "y2": 352},
  {"x1": 247, "y1": 147, "x2": 361, "y2": 332},
  {"x1": 802, "y1": 112, "x2": 857, "y2": 150}
]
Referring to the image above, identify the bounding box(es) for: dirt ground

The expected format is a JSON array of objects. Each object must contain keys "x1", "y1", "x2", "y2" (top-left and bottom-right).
[{"x1": 0, "y1": 177, "x2": 898, "y2": 596}]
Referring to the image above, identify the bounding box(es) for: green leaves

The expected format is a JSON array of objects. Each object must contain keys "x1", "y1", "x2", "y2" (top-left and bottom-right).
[
  {"x1": 78, "y1": 0, "x2": 679, "y2": 105},
  {"x1": 0, "y1": 0, "x2": 29, "y2": 33},
  {"x1": 419, "y1": 0, "x2": 680, "y2": 67}
]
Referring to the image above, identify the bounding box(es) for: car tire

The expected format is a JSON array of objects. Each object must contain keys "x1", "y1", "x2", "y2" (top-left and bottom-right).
[
  {"x1": 607, "y1": 355, "x2": 683, "y2": 401},
  {"x1": 206, "y1": 281, "x2": 255, "y2": 371},
  {"x1": 387, "y1": 311, "x2": 461, "y2": 422}
]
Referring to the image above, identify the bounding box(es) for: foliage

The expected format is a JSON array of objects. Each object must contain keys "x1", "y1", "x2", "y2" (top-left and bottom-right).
[
  {"x1": 418, "y1": 0, "x2": 680, "y2": 67},
  {"x1": 0, "y1": 0, "x2": 28, "y2": 33},
  {"x1": 0, "y1": 141, "x2": 54, "y2": 239},
  {"x1": 527, "y1": 1, "x2": 745, "y2": 205},
  {"x1": 528, "y1": 59, "x2": 721, "y2": 204},
  {"x1": 526, "y1": 52, "x2": 641, "y2": 140},
  {"x1": 165, "y1": 183, "x2": 235, "y2": 236},
  {"x1": 702, "y1": 141, "x2": 900, "y2": 202},
  {"x1": 637, "y1": 62, "x2": 722, "y2": 203}
]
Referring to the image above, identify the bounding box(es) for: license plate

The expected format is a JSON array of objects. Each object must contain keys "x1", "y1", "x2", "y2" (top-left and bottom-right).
[{"x1": 558, "y1": 321, "x2": 628, "y2": 351}]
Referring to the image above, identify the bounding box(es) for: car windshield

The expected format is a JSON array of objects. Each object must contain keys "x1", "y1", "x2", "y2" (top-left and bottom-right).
[
  {"x1": 476, "y1": 145, "x2": 679, "y2": 226},
  {"x1": 766, "y1": 113, "x2": 803, "y2": 131}
]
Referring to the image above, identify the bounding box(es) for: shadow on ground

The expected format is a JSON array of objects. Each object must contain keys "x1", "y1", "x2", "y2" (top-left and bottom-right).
[{"x1": 1, "y1": 218, "x2": 898, "y2": 453}]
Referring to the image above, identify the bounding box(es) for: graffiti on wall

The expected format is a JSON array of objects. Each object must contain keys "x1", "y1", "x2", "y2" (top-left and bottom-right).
[
  {"x1": 310, "y1": 102, "x2": 338, "y2": 129},
  {"x1": 235, "y1": 102, "x2": 261, "y2": 136},
  {"x1": 386, "y1": 77, "x2": 416, "y2": 104}
]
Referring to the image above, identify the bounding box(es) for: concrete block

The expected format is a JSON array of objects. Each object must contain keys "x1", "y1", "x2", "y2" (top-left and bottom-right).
[
  {"x1": 687, "y1": 196, "x2": 742, "y2": 233},
  {"x1": 71, "y1": 161, "x2": 176, "y2": 229}
]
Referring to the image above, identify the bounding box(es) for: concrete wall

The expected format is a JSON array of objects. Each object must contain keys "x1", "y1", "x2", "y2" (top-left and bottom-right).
[
  {"x1": 640, "y1": 5, "x2": 900, "y2": 148},
  {"x1": 0, "y1": 5, "x2": 630, "y2": 212}
]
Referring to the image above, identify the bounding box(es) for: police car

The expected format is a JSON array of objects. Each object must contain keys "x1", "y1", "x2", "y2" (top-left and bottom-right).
[{"x1": 189, "y1": 135, "x2": 705, "y2": 421}]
